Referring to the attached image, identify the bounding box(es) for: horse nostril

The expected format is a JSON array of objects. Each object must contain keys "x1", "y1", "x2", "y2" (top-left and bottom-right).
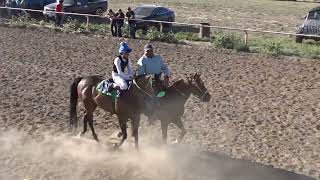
[{"x1": 202, "y1": 93, "x2": 210, "y2": 102}]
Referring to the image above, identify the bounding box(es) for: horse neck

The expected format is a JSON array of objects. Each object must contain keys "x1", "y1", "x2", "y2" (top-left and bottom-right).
[{"x1": 171, "y1": 80, "x2": 192, "y2": 100}]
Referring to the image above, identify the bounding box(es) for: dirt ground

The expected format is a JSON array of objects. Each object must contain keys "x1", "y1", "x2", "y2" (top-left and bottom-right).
[{"x1": 0, "y1": 26, "x2": 320, "y2": 180}]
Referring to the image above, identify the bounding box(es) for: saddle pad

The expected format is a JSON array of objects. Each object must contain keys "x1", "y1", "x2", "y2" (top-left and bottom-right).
[
  {"x1": 96, "y1": 79, "x2": 117, "y2": 100},
  {"x1": 156, "y1": 91, "x2": 166, "y2": 98}
]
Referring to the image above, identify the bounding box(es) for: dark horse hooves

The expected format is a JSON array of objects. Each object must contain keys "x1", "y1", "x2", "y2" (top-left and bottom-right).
[
  {"x1": 114, "y1": 143, "x2": 120, "y2": 151},
  {"x1": 117, "y1": 132, "x2": 123, "y2": 138},
  {"x1": 93, "y1": 135, "x2": 100, "y2": 142}
]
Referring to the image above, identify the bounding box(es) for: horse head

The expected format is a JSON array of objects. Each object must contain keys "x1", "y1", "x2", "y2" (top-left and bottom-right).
[{"x1": 187, "y1": 73, "x2": 211, "y2": 102}]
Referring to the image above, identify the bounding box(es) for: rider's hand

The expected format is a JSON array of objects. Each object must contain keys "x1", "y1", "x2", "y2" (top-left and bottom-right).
[{"x1": 163, "y1": 75, "x2": 170, "y2": 87}]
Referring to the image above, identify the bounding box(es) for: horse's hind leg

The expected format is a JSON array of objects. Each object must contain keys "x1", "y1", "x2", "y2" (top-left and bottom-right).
[
  {"x1": 87, "y1": 112, "x2": 99, "y2": 142},
  {"x1": 173, "y1": 118, "x2": 187, "y2": 143},
  {"x1": 80, "y1": 111, "x2": 88, "y2": 136},
  {"x1": 83, "y1": 99, "x2": 98, "y2": 141}
]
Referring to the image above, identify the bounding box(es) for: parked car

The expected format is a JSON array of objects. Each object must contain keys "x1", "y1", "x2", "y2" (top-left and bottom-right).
[
  {"x1": 4, "y1": 0, "x2": 55, "y2": 17},
  {"x1": 296, "y1": 6, "x2": 320, "y2": 43},
  {"x1": 43, "y1": 0, "x2": 107, "y2": 19},
  {"x1": 133, "y1": 4, "x2": 175, "y2": 30}
]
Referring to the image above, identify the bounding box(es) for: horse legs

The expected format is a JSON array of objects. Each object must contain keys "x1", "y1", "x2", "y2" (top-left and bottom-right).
[
  {"x1": 160, "y1": 120, "x2": 169, "y2": 144},
  {"x1": 173, "y1": 118, "x2": 187, "y2": 143},
  {"x1": 131, "y1": 114, "x2": 141, "y2": 150},
  {"x1": 80, "y1": 111, "x2": 88, "y2": 136},
  {"x1": 115, "y1": 116, "x2": 128, "y2": 150},
  {"x1": 86, "y1": 113, "x2": 99, "y2": 142}
]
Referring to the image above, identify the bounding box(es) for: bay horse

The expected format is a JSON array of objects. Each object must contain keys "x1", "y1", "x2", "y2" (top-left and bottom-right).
[
  {"x1": 69, "y1": 75, "x2": 154, "y2": 150},
  {"x1": 139, "y1": 73, "x2": 211, "y2": 143}
]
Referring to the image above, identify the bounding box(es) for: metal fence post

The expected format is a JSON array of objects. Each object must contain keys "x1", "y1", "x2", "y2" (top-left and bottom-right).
[
  {"x1": 244, "y1": 30, "x2": 248, "y2": 45},
  {"x1": 86, "y1": 16, "x2": 89, "y2": 31},
  {"x1": 159, "y1": 22, "x2": 163, "y2": 33}
]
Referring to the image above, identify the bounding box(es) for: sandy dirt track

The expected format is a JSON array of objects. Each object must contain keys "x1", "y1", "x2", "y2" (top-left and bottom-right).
[{"x1": 0, "y1": 26, "x2": 320, "y2": 179}]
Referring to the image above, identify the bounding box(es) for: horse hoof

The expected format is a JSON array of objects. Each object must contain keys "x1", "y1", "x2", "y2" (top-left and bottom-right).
[
  {"x1": 93, "y1": 135, "x2": 100, "y2": 142},
  {"x1": 114, "y1": 144, "x2": 119, "y2": 151},
  {"x1": 77, "y1": 132, "x2": 82, "y2": 138},
  {"x1": 117, "y1": 132, "x2": 123, "y2": 138}
]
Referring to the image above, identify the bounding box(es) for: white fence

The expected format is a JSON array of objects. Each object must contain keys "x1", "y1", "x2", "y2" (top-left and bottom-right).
[{"x1": 1, "y1": 6, "x2": 320, "y2": 44}]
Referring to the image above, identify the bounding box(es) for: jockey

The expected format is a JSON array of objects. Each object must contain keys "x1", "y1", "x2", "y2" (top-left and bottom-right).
[
  {"x1": 110, "y1": 41, "x2": 134, "y2": 97},
  {"x1": 137, "y1": 44, "x2": 171, "y2": 89}
]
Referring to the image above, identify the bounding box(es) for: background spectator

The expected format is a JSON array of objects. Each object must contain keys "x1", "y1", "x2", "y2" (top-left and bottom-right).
[
  {"x1": 126, "y1": 7, "x2": 136, "y2": 38},
  {"x1": 0, "y1": 0, "x2": 6, "y2": 17},
  {"x1": 115, "y1": 9, "x2": 124, "y2": 37},
  {"x1": 55, "y1": 0, "x2": 64, "y2": 27},
  {"x1": 107, "y1": 9, "x2": 117, "y2": 36}
]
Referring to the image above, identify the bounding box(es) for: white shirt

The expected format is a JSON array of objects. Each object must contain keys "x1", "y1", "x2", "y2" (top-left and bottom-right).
[{"x1": 112, "y1": 57, "x2": 134, "y2": 81}]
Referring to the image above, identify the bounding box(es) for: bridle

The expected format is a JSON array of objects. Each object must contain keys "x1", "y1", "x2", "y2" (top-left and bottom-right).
[{"x1": 190, "y1": 78, "x2": 208, "y2": 100}]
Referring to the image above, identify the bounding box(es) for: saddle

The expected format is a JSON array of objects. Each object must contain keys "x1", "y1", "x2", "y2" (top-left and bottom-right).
[
  {"x1": 151, "y1": 74, "x2": 166, "y2": 98},
  {"x1": 96, "y1": 78, "x2": 132, "y2": 100}
]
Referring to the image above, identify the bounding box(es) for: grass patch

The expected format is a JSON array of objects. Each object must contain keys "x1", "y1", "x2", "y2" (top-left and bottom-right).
[
  {"x1": 175, "y1": 32, "x2": 210, "y2": 42},
  {"x1": 213, "y1": 32, "x2": 250, "y2": 52},
  {"x1": 5, "y1": 16, "x2": 320, "y2": 59},
  {"x1": 249, "y1": 35, "x2": 320, "y2": 58}
]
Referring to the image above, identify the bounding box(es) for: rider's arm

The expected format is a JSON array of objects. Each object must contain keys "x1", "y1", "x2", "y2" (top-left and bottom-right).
[
  {"x1": 114, "y1": 57, "x2": 131, "y2": 80},
  {"x1": 159, "y1": 56, "x2": 171, "y2": 76},
  {"x1": 127, "y1": 60, "x2": 134, "y2": 77},
  {"x1": 137, "y1": 56, "x2": 146, "y2": 76}
]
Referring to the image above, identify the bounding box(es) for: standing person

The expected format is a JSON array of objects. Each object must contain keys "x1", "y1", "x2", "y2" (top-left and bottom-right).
[
  {"x1": 0, "y1": 0, "x2": 6, "y2": 17},
  {"x1": 115, "y1": 9, "x2": 125, "y2": 37},
  {"x1": 55, "y1": 0, "x2": 64, "y2": 27},
  {"x1": 107, "y1": 9, "x2": 117, "y2": 37},
  {"x1": 126, "y1": 7, "x2": 136, "y2": 38}
]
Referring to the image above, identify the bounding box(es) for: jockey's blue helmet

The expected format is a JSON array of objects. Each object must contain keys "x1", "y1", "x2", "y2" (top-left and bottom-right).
[{"x1": 119, "y1": 41, "x2": 132, "y2": 54}]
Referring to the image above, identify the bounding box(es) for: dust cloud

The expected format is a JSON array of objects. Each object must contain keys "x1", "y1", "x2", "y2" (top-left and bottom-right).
[
  {"x1": 0, "y1": 129, "x2": 201, "y2": 180},
  {"x1": 0, "y1": 129, "x2": 313, "y2": 180}
]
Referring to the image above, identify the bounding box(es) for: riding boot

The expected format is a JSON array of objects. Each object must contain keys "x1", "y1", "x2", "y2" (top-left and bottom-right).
[
  {"x1": 107, "y1": 83, "x2": 113, "y2": 93},
  {"x1": 116, "y1": 89, "x2": 123, "y2": 98}
]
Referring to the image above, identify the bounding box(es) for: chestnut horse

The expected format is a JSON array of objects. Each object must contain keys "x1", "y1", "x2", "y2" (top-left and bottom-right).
[{"x1": 139, "y1": 73, "x2": 211, "y2": 143}]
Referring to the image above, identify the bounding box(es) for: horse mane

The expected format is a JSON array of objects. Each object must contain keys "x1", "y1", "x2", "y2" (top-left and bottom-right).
[{"x1": 171, "y1": 79, "x2": 185, "y2": 86}]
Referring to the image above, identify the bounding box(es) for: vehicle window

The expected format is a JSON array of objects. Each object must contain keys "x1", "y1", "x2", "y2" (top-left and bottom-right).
[
  {"x1": 64, "y1": 0, "x2": 74, "y2": 5},
  {"x1": 75, "y1": 0, "x2": 88, "y2": 5},
  {"x1": 134, "y1": 6, "x2": 155, "y2": 16},
  {"x1": 88, "y1": 0, "x2": 97, "y2": 3},
  {"x1": 308, "y1": 11, "x2": 320, "y2": 20},
  {"x1": 154, "y1": 8, "x2": 168, "y2": 15}
]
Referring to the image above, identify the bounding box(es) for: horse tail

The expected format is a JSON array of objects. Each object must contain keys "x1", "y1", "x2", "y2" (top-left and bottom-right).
[{"x1": 69, "y1": 77, "x2": 82, "y2": 132}]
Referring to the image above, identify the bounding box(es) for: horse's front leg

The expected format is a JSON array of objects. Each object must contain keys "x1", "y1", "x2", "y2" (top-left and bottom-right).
[
  {"x1": 131, "y1": 114, "x2": 141, "y2": 150},
  {"x1": 173, "y1": 117, "x2": 187, "y2": 143},
  {"x1": 115, "y1": 116, "x2": 128, "y2": 150},
  {"x1": 160, "y1": 120, "x2": 168, "y2": 144}
]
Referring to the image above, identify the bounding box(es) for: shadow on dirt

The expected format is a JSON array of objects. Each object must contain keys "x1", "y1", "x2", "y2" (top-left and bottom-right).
[{"x1": 167, "y1": 144, "x2": 315, "y2": 180}]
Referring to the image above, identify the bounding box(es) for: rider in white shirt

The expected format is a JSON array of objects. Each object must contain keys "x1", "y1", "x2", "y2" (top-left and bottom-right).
[{"x1": 110, "y1": 41, "x2": 134, "y2": 97}]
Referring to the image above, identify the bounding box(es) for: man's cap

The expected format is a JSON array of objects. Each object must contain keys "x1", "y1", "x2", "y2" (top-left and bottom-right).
[
  {"x1": 119, "y1": 41, "x2": 132, "y2": 54},
  {"x1": 144, "y1": 44, "x2": 153, "y2": 51}
]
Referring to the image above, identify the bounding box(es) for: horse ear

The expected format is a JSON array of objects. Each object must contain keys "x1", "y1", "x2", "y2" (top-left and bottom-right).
[{"x1": 186, "y1": 77, "x2": 192, "y2": 83}]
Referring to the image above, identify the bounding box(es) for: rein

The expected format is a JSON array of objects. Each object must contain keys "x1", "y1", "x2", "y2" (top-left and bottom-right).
[
  {"x1": 172, "y1": 82, "x2": 188, "y2": 97},
  {"x1": 193, "y1": 81, "x2": 208, "y2": 99},
  {"x1": 132, "y1": 77, "x2": 155, "y2": 98}
]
